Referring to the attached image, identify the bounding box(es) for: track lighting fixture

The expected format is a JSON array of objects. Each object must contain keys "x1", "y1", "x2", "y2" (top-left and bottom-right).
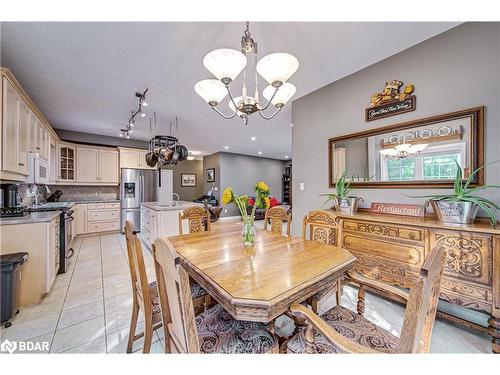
[{"x1": 120, "y1": 88, "x2": 148, "y2": 138}]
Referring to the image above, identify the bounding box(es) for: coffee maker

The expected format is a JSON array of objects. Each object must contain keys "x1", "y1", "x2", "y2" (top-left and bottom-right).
[{"x1": 0, "y1": 184, "x2": 25, "y2": 217}]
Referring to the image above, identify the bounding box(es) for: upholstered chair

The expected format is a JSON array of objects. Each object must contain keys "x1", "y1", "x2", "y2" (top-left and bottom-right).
[
  {"x1": 178, "y1": 206, "x2": 211, "y2": 234},
  {"x1": 264, "y1": 206, "x2": 292, "y2": 236},
  {"x1": 302, "y1": 210, "x2": 341, "y2": 312},
  {"x1": 285, "y1": 245, "x2": 446, "y2": 354},
  {"x1": 152, "y1": 237, "x2": 280, "y2": 353}
]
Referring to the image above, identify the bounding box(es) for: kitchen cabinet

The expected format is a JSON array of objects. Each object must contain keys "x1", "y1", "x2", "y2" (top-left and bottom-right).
[
  {"x1": 58, "y1": 143, "x2": 76, "y2": 181},
  {"x1": 71, "y1": 203, "x2": 87, "y2": 237},
  {"x1": 76, "y1": 146, "x2": 99, "y2": 182},
  {"x1": 118, "y1": 147, "x2": 155, "y2": 170},
  {"x1": 85, "y1": 202, "x2": 121, "y2": 234},
  {"x1": 1, "y1": 77, "x2": 30, "y2": 176},
  {"x1": 99, "y1": 148, "x2": 119, "y2": 183}
]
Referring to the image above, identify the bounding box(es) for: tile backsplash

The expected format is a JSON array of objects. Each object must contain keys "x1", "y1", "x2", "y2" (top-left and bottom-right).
[{"x1": 17, "y1": 184, "x2": 119, "y2": 205}]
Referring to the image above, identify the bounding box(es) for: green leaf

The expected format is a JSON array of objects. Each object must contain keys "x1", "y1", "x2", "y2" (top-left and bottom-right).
[{"x1": 472, "y1": 200, "x2": 498, "y2": 226}]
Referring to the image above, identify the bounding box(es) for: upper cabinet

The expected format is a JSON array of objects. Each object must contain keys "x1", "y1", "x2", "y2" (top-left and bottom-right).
[
  {"x1": 1, "y1": 68, "x2": 60, "y2": 181},
  {"x1": 118, "y1": 147, "x2": 155, "y2": 170},
  {"x1": 57, "y1": 143, "x2": 119, "y2": 185},
  {"x1": 2, "y1": 77, "x2": 29, "y2": 176}
]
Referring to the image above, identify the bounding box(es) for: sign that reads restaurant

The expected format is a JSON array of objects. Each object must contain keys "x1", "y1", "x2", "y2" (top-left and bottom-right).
[
  {"x1": 365, "y1": 96, "x2": 416, "y2": 121},
  {"x1": 370, "y1": 202, "x2": 425, "y2": 217}
]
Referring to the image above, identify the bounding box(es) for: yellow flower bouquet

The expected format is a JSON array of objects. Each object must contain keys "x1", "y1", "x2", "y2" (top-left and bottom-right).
[{"x1": 222, "y1": 181, "x2": 271, "y2": 246}]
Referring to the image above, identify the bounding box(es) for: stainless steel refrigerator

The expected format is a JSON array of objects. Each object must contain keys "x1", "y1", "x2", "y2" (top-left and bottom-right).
[{"x1": 120, "y1": 168, "x2": 157, "y2": 232}]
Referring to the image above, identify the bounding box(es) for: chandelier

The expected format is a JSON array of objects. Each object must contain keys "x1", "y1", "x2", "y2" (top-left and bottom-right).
[
  {"x1": 120, "y1": 89, "x2": 148, "y2": 138},
  {"x1": 379, "y1": 133, "x2": 428, "y2": 160},
  {"x1": 194, "y1": 22, "x2": 299, "y2": 125}
]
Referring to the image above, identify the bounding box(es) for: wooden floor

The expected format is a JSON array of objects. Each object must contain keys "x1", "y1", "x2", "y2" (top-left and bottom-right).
[{"x1": 0, "y1": 219, "x2": 492, "y2": 353}]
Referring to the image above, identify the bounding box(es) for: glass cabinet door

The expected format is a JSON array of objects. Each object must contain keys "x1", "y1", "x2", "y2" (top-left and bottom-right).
[{"x1": 59, "y1": 145, "x2": 76, "y2": 181}]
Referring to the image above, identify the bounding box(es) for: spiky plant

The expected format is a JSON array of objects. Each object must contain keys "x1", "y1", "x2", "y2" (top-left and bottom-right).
[
  {"x1": 406, "y1": 161, "x2": 500, "y2": 225},
  {"x1": 320, "y1": 172, "x2": 354, "y2": 207}
]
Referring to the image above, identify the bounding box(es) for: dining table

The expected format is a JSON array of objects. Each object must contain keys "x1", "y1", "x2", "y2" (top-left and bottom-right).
[{"x1": 167, "y1": 222, "x2": 356, "y2": 324}]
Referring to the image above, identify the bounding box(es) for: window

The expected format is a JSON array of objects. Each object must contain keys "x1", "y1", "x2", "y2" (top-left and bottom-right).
[
  {"x1": 386, "y1": 158, "x2": 416, "y2": 180},
  {"x1": 423, "y1": 154, "x2": 460, "y2": 180}
]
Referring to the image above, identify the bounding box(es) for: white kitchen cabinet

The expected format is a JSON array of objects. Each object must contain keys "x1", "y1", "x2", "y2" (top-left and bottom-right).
[
  {"x1": 76, "y1": 146, "x2": 99, "y2": 182},
  {"x1": 71, "y1": 203, "x2": 87, "y2": 236},
  {"x1": 119, "y1": 147, "x2": 155, "y2": 169},
  {"x1": 1, "y1": 77, "x2": 30, "y2": 176},
  {"x1": 58, "y1": 143, "x2": 76, "y2": 181},
  {"x1": 99, "y1": 148, "x2": 119, "y2": 183}
]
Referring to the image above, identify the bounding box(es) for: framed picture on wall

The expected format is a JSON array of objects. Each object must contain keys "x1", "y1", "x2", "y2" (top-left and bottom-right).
[
  {"x1": 181, "y1": 173, "x2": 197, "y2": 187},
  {"x1": 206, "y1": 168, "x2": 215, "y2": 183}
]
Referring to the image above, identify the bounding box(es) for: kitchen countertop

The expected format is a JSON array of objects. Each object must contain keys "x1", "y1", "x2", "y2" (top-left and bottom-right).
[
  {"x1": 0, "y1": 211, "x2": 62, "y2": 225},
  {"x1": 142, "y1": 201, "x2": 203, "y2": 211}
]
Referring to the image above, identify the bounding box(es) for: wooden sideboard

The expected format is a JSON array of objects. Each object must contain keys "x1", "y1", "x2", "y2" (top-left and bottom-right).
[{"x1": 329, "y1": 210, "x2": 499, "y2": 353}]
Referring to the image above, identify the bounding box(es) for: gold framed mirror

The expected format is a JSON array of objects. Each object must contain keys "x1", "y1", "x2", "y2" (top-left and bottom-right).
[{"x1": 328, "y1": 107, "x2": 484, "y2": 188}]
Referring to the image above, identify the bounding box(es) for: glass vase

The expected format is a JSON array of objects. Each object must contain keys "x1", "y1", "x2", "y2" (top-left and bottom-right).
[{"x1": 241, "y1": 221, "x2": 256, "y2": 247}]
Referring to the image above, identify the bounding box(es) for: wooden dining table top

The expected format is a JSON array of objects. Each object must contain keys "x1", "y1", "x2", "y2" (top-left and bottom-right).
[{"x1": 167, "y1": 222, "x2": 356, "y2": 323}]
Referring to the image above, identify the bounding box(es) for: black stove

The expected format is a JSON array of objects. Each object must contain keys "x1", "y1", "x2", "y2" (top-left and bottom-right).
[{"x1": 0, "y1": 206, "x2": 27, "y2": 218}]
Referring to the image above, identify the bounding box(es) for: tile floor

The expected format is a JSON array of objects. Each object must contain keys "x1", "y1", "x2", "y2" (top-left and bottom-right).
[{"x1": 0, "y1": 220, "x2": 493, "y2": 353}]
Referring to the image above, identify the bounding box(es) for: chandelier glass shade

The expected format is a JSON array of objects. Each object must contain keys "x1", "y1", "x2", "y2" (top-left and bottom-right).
[
  {"x1": 379, "y1": 142, "x2": 428, "y2": 159},
  {"x1": 195, "y1": 22, "x2": 299, "y2": 125}
]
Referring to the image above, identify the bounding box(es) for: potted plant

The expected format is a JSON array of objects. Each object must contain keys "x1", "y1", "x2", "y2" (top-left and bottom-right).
[
  {"x1": 407, "y1": 161, "x2": 499, "y2": 225},
  {"x1": 321, "y1": 172, "x2": 363, "y2": 214},
  {"x1": 221, "y1": 182, "x2": 271, "y2": 246}
]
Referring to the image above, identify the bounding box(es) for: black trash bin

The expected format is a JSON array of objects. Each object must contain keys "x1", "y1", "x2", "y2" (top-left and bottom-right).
[{"x1": 1, "y1": 252, "x2": 28, "y2": 327}]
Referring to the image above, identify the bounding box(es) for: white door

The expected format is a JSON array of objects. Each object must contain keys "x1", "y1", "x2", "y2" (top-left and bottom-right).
[
  {"x1": 76, "y1": 146, "x2": 99, "y2": 182},
  {"x1": 2, "y1": 78, "x2": 21, "y2": 174},
  {"x1": 99, "y1": 149, "x2": 119, "y2": 183}
]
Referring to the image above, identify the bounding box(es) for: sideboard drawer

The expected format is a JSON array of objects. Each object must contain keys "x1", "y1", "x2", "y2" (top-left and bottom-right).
[
  {"x1": 343, "y1": 234, "x2": 424, "y2": 287},
  {"x1": 343, "y1": 220, "x2": 424, "y2": 243}
]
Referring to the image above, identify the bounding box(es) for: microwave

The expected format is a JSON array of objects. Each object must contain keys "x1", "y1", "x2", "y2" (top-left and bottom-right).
[{"x1": 27, "y1": 153, "x2": 49, "y2": 184}]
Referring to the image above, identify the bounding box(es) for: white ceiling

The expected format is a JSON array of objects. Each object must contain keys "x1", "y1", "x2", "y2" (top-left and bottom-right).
[{"x1": 0, "y1": 22, "x2": 459, "y2": 159}]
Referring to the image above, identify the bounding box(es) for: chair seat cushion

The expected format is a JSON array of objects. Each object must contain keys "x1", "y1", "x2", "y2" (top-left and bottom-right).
[
  {"x1": 286, "y1": 305, "x2": 399, "y2": 354},
  {"x1": 149, "y1": 281, "x2": 207, "y2": 315},
  {"x1": 196, "y1": 304, "x2": 278, "y2": 354},
  {"x1": 190, "y1": 281, "x2": 207, "y2": 299}
]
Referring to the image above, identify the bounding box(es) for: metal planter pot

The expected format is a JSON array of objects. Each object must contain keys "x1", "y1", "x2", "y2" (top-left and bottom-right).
[
  {"x1": 431, "y1": 200, "x2": 479, "y2": 224},
  {"x1": 336, "y1": 197, "x2": 363, "y2": 215}
]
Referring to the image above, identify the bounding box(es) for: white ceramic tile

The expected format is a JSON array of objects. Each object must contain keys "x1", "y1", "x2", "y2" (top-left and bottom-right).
[
  {"x1": 106, "y1": 322, "x2": 159, "y2": 354},
  {"x1": 63, "y1": 288, "x2": 103, "y2": 310},
  {"x1": 105, "y1": 307, "x2": 144, "y2": 334},
  {"x1": 104, "y1": 292, "x2": 133, "y2": 314},
  {"x1": 67, "y1": 278, "x2": 102, "y2": 296},
  {"x1": 58, "y1": 300, "x2": 104, "y2": 330},
  {"x1": 2, "y1": 313, "x2": 59, "y2": 342},
  {"x1": 10, "y1": 299, "x2": 64, "y2": 325},
  {"x1": 51, "y1": 316, "x2": 106, "y2": 353},
  {"x1": 61, "y1": 336, "x2": 107, "y2": 354},
  {"x1": 104, "y1": 283, "x2": 131, "y2": 299}
]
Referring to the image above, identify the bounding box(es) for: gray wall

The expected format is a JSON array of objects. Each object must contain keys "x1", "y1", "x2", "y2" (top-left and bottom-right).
[
  {"x1": 160, "y1": 160, "x2": 203, "y2": 202},
  {"x1": 54, "y1": 129, "x2": 149, "y2": 149},
  {"x1": 292, "y1": 22, "x2": 500, "y2": 236},
  {"x1": 202, "y1": 153, "x2": 221, "y2": 202},
  {"x1": 218, "y1": 152, "x2": 286, "y2": 216}
]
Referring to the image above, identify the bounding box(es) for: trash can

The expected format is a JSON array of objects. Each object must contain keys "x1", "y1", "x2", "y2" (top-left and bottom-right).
[{"x1": 1, "y1": 252, "x2": 28, "y2": 327}]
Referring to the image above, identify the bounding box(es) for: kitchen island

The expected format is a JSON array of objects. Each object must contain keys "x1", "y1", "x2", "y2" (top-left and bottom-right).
[{"x1": 140, "y1": 201, "x2": 204, "y2": 248}]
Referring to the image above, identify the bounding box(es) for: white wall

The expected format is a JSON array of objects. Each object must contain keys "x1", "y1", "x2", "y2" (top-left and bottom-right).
[{"x1": 292, "y1": 23, "x2": 500, "y2": 236}]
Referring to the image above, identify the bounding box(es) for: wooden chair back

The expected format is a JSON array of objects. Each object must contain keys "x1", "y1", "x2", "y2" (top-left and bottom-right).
[
  {"x1": 178, "y1": 206, "x2": 211, "y2": 235},
  {"x1": 264, "y1": 206, "x2": 291, "y2": 236},
  {"x1": 124, "y1": 220, "x2": 152, "y2": 315},
  {"x1": 398, "y1": 244, "x2": 446, "y2": 353},
  {"x1": 152, "y1": 237, "x2": 199, "y2": 353},
  {"x1": 302, "y1": 210, "x2": 338, "y2": 246}
]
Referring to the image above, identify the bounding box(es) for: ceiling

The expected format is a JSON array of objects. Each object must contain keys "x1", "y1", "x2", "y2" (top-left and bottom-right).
[{"x1": 0, "y1": 22, "x2": 459, "y2": 160}]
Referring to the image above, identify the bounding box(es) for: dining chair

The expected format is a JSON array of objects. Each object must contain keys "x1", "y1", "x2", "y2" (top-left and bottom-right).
[
  {"x1": 285, "y1": 244, "x2": 446, "y2": 353},
  {"x1": 264, "y1": 206, "x2": 292, "y2": 236},
  {"x1": 178, "y1": 206, "x2": 211, "y2": 234},
  {"x1": 124, "y1": 220, "x2": 163, "y2": 353},
  {"x1": 124, "y1": 221, "x2": 209, "y2": 353},
  {"x1": 152, "y1": 237, "x2": 280, "y2": 354},
  {"x1": 302, "y1": 210, "x2": 341, "y2": 313}
]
